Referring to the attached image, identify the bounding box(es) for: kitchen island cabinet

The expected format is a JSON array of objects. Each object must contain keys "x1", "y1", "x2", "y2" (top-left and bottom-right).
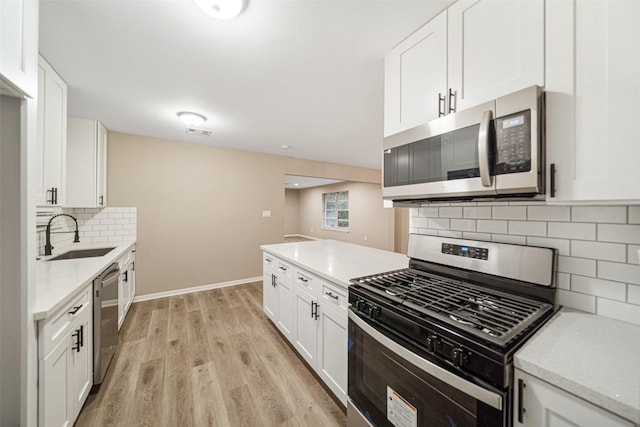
[
  {"x1": 514, "y1": 309, "x2": 640, "y2": 426},
  {"x1": 261, "y1": 240, "x2": 407, "y2": 406}
]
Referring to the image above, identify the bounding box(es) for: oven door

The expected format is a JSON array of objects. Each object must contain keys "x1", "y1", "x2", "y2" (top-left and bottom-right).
[{"x1": 348, "y1": 311, "x2": 506, "y2": 427}]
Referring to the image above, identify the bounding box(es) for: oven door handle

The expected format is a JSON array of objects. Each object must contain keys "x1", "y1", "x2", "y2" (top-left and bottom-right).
[{"x1": 348, "y1": 310, "x2": 503, "y2": 411}]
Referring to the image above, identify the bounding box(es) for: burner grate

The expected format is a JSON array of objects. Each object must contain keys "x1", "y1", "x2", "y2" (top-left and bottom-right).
[{"x1": 353, "y1": 268, "x2": 553, "y2": 346}]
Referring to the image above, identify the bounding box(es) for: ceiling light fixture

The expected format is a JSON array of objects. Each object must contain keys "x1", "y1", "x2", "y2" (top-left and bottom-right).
[
  {"x1": 194, "y1": 0, "x2": 247, "y2": 20},
  {"x1": 177, "y1": 111, "x2": 207, "y2": 127}
]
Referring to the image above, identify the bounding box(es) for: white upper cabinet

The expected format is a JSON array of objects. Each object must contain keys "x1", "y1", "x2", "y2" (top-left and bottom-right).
[
  {"x1": 35, "y1": 56, "x2": 68, "y2": 206},
  {"x1": 0, "y1": 0, "x2": 38, "y2": 98},
  {"x1": 546, "y1": 0, "x2": 640, "y2": 203},
  {"x1": 384, "y1": 0, "x2": 544, "y2": 137},
  {"x1": 447, "y1": 0, "x2": 544, "y2": 112},
  {"x1": 384, "y1": 10, "x2": 447, "y2": 136},
  {"x1": 66, "y1": 117, "x2": 108, "y2": 208}
]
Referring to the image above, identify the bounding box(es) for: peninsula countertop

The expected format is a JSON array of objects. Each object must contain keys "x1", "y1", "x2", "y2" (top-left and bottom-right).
[
  {"x1": 34, "y1": 240, "x2": 136, "y2": 320},
  {"x1": 515, "y1": 309, "x2": 640, "y2": 424},
  {"x1": 260, "y1": 239, "x2": 408, "y2": 287}
]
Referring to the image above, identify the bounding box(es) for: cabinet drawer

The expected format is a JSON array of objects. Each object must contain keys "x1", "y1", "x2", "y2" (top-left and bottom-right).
[
  {"x1": 274, "y1": 259, "x2": 293, "y2": 284},
  {"x1": 263, "y1": 253, "x2": 276, "y2": 273},
  {"x1": 38, "y1": 285, "x2": 91, "y2": 359},
  {"x1": 320, "y1": 281, "x2": 348, "y2": 314},
  {"x1": 294, "y1": 268, "x2": 317, "y2": 294}
]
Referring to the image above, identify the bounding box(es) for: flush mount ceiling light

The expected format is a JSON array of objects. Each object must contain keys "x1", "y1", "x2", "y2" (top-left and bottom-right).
[
  {"x1": 177, "y1": 111, "x2": 207, "y2": 127},
  {"x1": 194, "y1": 0, "x2": 247, "y2": 20}
]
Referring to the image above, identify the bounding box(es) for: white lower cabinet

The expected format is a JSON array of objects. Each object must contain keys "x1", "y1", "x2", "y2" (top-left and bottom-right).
[
  {"x1": 262, "y1": 253, "x2": 294, "y2": 340},
  {"x1": 117, "y1": 247, "x2": 136, "y2": 330},
  {"x1": 262, "y1": 252, "x2": 348, "y2": 406},
  {"x1": 38, "y1": 285, "x2": 93, "y2": 427},
  {"x1": 514, "y1": 369, "x2": 634, "y2": 427}
]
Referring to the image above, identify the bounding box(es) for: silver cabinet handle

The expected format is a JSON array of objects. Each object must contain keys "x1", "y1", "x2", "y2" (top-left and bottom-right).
[
  {"x1": 279, "y1": 266, "x2": 287, "y2": 272},
  {"x1": 438, "y1": 93, "x2": 445, "y2": 117},
  {"x1": 448, "y1": 88, "x2": 456, "y2": 113},
  {"x1": 325, "y1": 291, "x2": 339, "y2": 301},
  {"x1": 478, "y1": 110, "x2": 493, "y2": 187},
  {"x1": 298, "y1": 276, "x2": 308, "y2": 283}
]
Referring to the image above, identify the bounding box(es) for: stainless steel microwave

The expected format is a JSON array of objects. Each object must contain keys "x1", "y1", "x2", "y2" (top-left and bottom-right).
[{"x1": 382, "y1": 86, "x2": 544, "y2": 203}]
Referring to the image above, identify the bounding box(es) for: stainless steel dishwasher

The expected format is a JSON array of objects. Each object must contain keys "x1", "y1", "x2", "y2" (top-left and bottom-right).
[{"x1": 93, "y1": 263, "x2": 119, "y2": 385}]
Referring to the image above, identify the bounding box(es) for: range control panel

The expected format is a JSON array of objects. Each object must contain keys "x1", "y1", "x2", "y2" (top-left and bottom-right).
[{"x1": 442, "y1": 243, "x2": 489, "y2": 260}]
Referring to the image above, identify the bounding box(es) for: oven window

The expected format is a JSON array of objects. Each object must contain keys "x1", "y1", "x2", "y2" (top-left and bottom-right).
[{"x1": 348, "y1": 318, "x2": 503, "y2": 427}]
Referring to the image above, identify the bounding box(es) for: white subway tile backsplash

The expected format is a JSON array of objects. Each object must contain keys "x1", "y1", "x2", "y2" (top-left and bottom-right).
[
  {"x1": 596, "y1": 298, "x2": 640, "y2": 324},
  {"x1": 629, "y1": 206, "x2": 640, "y2": 224},
  {"x1": 628, "y1": 285, "x2": 640, "y2": 305},
  {"x1": 598, "y1": 261, "x2": 640, "y2": 285},
  {"x1": 558, "y1": 256, "x2": 596, "y2": 277},
  {"x1": 412, "y1": 217, "x2": 429, "y2": 228},
  {"x1": 509, "y1": 221, "x2": 546, "y2": 237},
  {"x1": 571, "y1": 241, "x2": 626, "y2": 263},
  {"x1": 557, "y1": 273, "x2": 570, "y2": 290},
  {"x1": 629, "y1": 245, "x2": 640, "y2": 265},
  {"x1": 548, "y1": 222, "x2": 596, "y2": 240},
  {"x1": 108, "y1": 224, "x2": 123, "y2": 230},
  {"x1": 439, "y1": 207, "x2": 462, "y2": 218},
  {"x1": 558, "y1": 289, "x2": 596, "y2": 313},
  {"x1": 571, "y1": 276, "x2": 626, "y2": 301},
  {"x1": 572, "y1": 206, "x2": 627, "y2": 224},
  {"x1": 463, "y1": 206, "x2": 492, "y2": 219},
  {"x1": 428, "y1": 218, "x2": 450, "y2": 230},
  {"x1": 450, "y1": 219, "x2": 476, "y2": 232},
  {"x1": 100, "y1": 219, "x2": 115, "y2": 225},
  {"x1": 598, "y1": 224, "x2": 640, "y2": 244},
  {"x1": 477, "y1": 220, "x2": 508, "y2": 234},
  {"x1": 408, "y1": 202, "x2": 640, "y2": 325},
  {"x1": 492, "y1": 234, "x2": 526, "y2": 244},
  {"x1": 462, "y1": 232, "x2": 491, "y2": 241},
  {"x1": 527, "y1": 206, "x2": 570, "y2": 222},
  {"x1": 492, "y1": 206, "x2": 526, "y2": 220}
]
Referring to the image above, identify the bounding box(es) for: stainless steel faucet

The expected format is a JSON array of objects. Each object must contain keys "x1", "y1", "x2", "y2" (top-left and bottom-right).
[{"x1": 44, "y1": 213, "x2": 80, "y2": 256}]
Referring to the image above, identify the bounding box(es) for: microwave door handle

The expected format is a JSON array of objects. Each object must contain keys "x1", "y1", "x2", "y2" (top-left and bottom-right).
[{"x1": 478, "y1": 110, "x2": 493, "y2": 187}]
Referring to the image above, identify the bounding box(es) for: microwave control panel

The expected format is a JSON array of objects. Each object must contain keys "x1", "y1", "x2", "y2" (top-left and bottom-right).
[{"x1": 495, "y1": 109, "x2": 532, "y2": 175}]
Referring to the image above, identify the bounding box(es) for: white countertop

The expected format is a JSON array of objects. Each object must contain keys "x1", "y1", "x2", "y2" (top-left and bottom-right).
[
  {"x1": 260, "y1": 239, "x2": 408, "y2": 287},
  {"x1": 515, "y1": 309, "x2": 640, "y2": 424},
  {"x1": 34, "y1": 240, "x2": 136, "y2": 320}
]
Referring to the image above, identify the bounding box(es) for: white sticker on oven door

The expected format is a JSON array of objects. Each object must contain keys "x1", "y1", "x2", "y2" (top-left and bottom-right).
[{"x1": 387, "y1": 386, "x2": 417, "y2": 427}]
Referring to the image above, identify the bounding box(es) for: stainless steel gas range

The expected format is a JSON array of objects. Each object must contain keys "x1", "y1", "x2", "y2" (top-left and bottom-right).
[{"x1": 347, "y1": 234, "x2": 557, "y2": 427}]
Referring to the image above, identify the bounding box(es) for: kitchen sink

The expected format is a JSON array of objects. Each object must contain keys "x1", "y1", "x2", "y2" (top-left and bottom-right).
[{"x1": 47, "y1": 247, "x2": 116, "y2": 261}]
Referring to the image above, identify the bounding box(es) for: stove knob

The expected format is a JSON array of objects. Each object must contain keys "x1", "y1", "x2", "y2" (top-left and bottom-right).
[
  {"x1": 426, "y1": 335, "x2": 441, "y2": 354},
  {"x1": 368, "y1": 305, "x2": 381, "y2": 319},
  {"x1": 451, "y1": 347, "x2": 469, "y2": 368},
  {"x1": 356, "y1": 299, "x2": 367, "y2": 312}
]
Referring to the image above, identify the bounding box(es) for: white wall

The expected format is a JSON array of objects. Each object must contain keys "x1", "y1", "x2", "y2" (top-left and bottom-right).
[{"x1": 410, "y1": 202, "x2": 640, "y2": 325}]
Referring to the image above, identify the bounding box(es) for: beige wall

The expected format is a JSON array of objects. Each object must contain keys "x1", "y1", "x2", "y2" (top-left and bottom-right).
[
  {"x1": 297, "y1": 181, "x2": 394, "y2": 251},
  {"x1": 108, "y1": 132, "x2": 382, "y2": 296},
  {"x1": 284, "y1": 189, "x2": 300, "y2": 235}
]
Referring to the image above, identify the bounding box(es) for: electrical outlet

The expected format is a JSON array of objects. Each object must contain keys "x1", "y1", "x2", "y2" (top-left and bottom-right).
[
  {"x1": 310, "y1": 227, "x2": 314, "y2": 233},
  {"x1": 364, "y1": 236, "x2": 368, "y2": 241},
  {"x1": 262, "y1": 210, "x2": 271, "y2": 218}
]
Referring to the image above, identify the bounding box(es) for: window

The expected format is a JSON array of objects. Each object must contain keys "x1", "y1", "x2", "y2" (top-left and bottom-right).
[{"x1": 323, "y1": 191, "x2": 349, "y2": 230}]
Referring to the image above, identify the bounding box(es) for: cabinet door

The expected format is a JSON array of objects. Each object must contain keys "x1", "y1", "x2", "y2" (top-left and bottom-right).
[
  {"x1": 448, "y1": 0, "x2": 543, "y2": 112},
  {"x1": 546, "y1": 0, "x2": 640, "y2": 203},
  {"x1": 36, "y1": 57, "x2": 67, "y2": 206},
  {"x1": 317, "y1": 305, "x2": 347, "y2": 406},
  {"x1": 293, "y1": 286, "x2": 318, "y2": 368},
  {"x1": 384, "y1": 10, "x2": 447, "y2": 136},
  {"x1": 39, "y1": 334, "x2": 72, "y2": 427},
  {"x1": 117, "y1": 272, "x2": 125, "y2": 330},
  {"x1": 275, "y1": 272, "x2": 293, "y2": 340},
  {"x1": 0, "y1": 0, "x2": 38, "y2": 97},
  {"x1": 68, "y1": 311, "x2": 92, "y2": 422},
  {"x1": 514, "y1": 369, "x2": 633, "y2": 427},
  {"x1": 96, "y1": 122, "x2": 108, "y2": 207},
  {"x1": 263, "y1": 272, "x2": 278, "y2": 321}
]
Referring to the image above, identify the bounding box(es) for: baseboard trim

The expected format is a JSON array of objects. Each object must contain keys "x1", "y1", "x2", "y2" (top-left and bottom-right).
[
  {"x1": 132, "y1": 276, "x2": 262, "y2": 303},
  {"x1": 284, "y1": 234, "x2": 318, "y2": 240}
]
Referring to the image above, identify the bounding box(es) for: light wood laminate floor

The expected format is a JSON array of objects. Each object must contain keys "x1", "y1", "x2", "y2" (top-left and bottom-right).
[{"x1": 76, "y1": 282, "x2": 346, "y2": 427}]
